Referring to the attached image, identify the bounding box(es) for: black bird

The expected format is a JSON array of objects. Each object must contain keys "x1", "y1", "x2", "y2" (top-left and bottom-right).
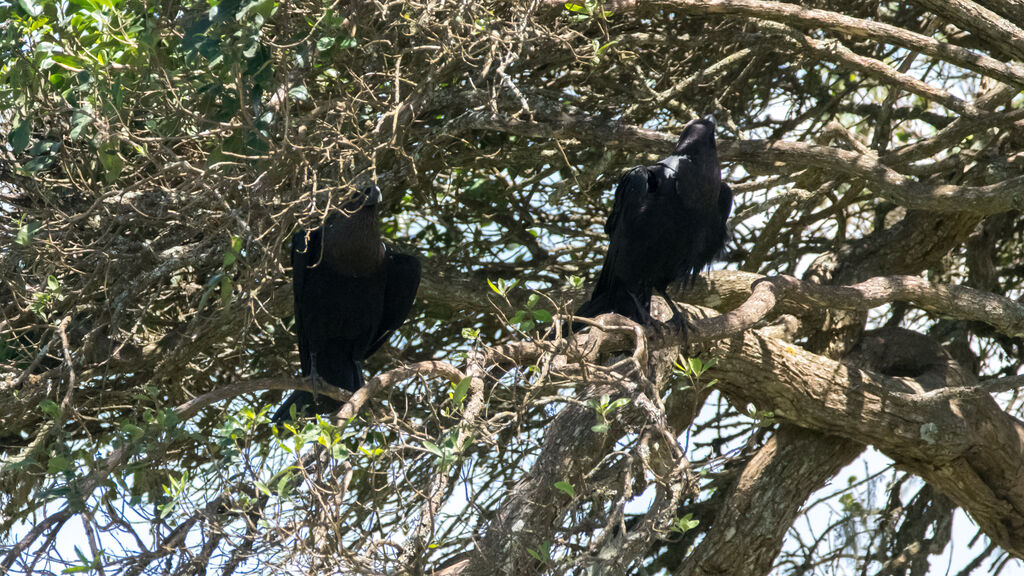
[
  {"x1": 574, "y1": 115, "x2": 732, "y2": 329},
  {"x1": 273, "y1": 187, "x2": 421, "y2": 423}
]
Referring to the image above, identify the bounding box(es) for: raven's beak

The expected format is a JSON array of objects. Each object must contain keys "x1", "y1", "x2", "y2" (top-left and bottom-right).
[{"x1": 702, "y1": 113, "x2": 717, "y2": 127}]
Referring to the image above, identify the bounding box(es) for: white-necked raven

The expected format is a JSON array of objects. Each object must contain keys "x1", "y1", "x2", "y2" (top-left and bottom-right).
[
  {"x1": 575, "y1": 115, "x2": 732, "y2": 328},
  {"x1": 273, "y1": 187, "x2": 421, "y2": 422}
]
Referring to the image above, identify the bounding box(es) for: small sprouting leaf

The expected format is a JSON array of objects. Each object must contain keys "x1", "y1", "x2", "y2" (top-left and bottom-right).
[
  {"x1": 564, "y1": 2, "x2": 584, "y2": 12},
  {"x1": 487, "y1": 278, "x2": 502, "y2": 295},
  {"x1": 591, "y1": 423, "x2": 609, "y2": 434},
  {"x1": 568, "y1": 275, "x2": 584, "y2": 289},
  {"x1": 423, "y1": 440, "x2": 443, "y2": 457},
  {"x1": 47, "y1": 275, "x2": 59, "y2": 291},
  {"x1": 606, "y1": 398, "x2": 630, "y2": 412},
  {"x1": 554, "y1": 481, "x2": 575, "y2": 498},
  {"x1": 288, "y1": 85, "x2": 309, "y2": 101},
  {"x1": 526, "y1": 294, "x2": 539, "y2": 309},
  {"x1": 671, "y1": 513, "x2": 700, "y2": 533},
  {"x1": 461, "y1": 327, "x2": 480, "y2": 340}
]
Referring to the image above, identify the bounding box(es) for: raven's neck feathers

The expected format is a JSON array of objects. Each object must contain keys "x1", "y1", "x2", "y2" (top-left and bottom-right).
[
  {"x1": 321, "y1": 209, "x2": 385, "y2": 277},
  {"x1": 657, "y1": 154, "x2": 693, "y2": 173}
]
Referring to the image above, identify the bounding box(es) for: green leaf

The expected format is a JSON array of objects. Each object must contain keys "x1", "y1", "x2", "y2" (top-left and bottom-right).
[
  {"x1": 461, "y1": 327, "x2": 479, "y2": 340},
  {"x1": 15, "y1": 221, "x2": 41, "y2": 246},
  {"x1": 9, "y1": 119, "x2": 31, "y2": 153},
  {"x1": 222, "y1": 236, "x2": 242, "y2": 267},
  {"x1": 564, "y1": 2, "x2": 584, "y2": 12},
  {"x1": 554, "y1": 481, "x2": 575, "y2": 498},
  {"x1": 671, "y1": 513, "x2": 700, "y2": 533},
  {"x1": 591, "y1": 423, "x2": 609, "y2": 434},
  {"x1": 452, "y1": 377, "x2": 472, "y2": 405},
  {"x1": 40, "y1": 398, "x2": 60, "y2": 419},
  {"x1": 17, "y1": 0, "x2": 43, "y2": 17},
  {"x1": 532, "y1": 309, "x2": 553, "y2": 323},
  {"x1": 121, "y1": 422, "x2": 144, "y2": 440},
  {"x1": 596, "y1": 40, "x2": 619, "y2": 55},
  {"x1": 526, "y1": 294, "x2": 539, "y2": 309},
  {"x1": 254, "y1": 480, "x2": 272, "y2": 496},
  {"x1": 288, "y1": 85, "x2": 309, "y2": 101},
  {"x1": 688, "y1": 357, "x2": 703, "y2": 375},
  {"x1": 317, "y1": 36, "x2": 335, "y2": 51},
  {"x1": 157, "y1": 502, "x2": 175, "y2": 518},
  {"x1": 50, "y1": 54, "x2": 87, "y2": 72},
  {"x1": 47, "y1": 275, "x2": 59, "y2": 291},
  {"x1": 276, "y1": 473, "x2": 292, "y2": 498},
  {"x1": 331, "y1": 443, "x2": 349, "y2": 460},
  {"x1": 47, "y1": 455, "x2": 73, "y2": 474},
  {"x1": 606, "y1": 398, "x2": 630, "y2": 412},
  {"x1": 99, "y1": 146, "x2": 124, "y2": 183},
  {"x1": 423, "y1": 440, "x2": 442, "y2": 457},
  {"x1": 69, "y1": 110, "x2": 92, "y2": 140},
  {"x1": 220, "y1": 277, "x2": 234, "y2": 308}
]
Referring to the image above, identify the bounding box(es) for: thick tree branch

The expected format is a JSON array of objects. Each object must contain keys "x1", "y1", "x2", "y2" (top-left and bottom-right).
[{"x1": 707, "y1": 330, "x2": 1024, "y2": 557}]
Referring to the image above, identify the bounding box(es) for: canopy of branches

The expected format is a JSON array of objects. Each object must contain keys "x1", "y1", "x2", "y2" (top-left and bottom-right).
[{"x1": 1, "y1": 0, "x2": 1023, "y2": 574}]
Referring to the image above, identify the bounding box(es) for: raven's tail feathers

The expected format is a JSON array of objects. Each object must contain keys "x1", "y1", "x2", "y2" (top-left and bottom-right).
[{"x1": 573, "y1": 267, "x2": 651, "y2": 327}]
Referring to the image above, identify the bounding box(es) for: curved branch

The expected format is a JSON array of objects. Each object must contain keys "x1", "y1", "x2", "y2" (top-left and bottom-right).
[
  {"x1": 455, "y1": 110, "x2": 1024, "y2": 215},
  {"x1": 540, "y1": 0, "x2": 1024, "y2": 86}
]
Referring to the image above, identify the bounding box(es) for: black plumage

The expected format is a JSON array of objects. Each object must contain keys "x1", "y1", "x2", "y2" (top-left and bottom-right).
[
  {"x1": 273, "y1": 187, "x2": 421, "y2": 422},
  {"x1": 575, "y1": 115, "x2": 732, "y2": 327}
]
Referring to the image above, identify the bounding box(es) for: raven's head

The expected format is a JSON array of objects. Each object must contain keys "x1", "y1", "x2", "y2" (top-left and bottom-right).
[
  {"x1": 321, "y1": 185, "x2": 385, "y2": 273},
  {"x1": 340, "y1": 185, "x2": 381, "y2": 211},
  {"x1": 673, "y1": 114, "x2": 718, "y2": 156}
]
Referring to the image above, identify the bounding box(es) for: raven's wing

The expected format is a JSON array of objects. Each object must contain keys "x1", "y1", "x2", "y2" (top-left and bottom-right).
[
  {"x1": 365, "y1": 251, "x2": 421, "y2": 358},
  {"x1": 291, "y1": 228, "x2": 320, "y2": 376},
  {"x1": 604, "y1": 166, "x2": 651, "y2": 236},
  {"x1": 717, "y1": 182, "x2": 734, "y2": 223}
]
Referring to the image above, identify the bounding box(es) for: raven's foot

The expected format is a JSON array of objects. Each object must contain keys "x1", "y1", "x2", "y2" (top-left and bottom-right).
[{"x1": 666, "y1": 311, "x2": 694, "y2": 343}]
